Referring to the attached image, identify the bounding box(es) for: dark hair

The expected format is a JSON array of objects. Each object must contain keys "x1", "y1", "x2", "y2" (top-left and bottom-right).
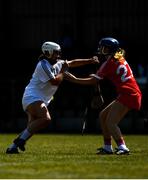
[{"x1": 38, "y1": 54, "x2": 49, "y2": 61}]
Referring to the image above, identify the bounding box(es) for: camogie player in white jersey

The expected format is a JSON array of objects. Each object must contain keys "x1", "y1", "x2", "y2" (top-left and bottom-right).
[{"x1": 6, "y1": 41, "x2": 99, "y2": 154}]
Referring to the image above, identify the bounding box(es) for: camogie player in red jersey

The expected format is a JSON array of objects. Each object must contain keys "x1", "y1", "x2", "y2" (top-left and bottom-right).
[{"x1": 65, "y1": 37, "x2": 142, "y2": 155}]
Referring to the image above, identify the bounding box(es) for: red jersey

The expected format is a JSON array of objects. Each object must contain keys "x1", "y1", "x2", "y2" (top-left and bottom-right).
[{"x1": 96, "y1": 57, "x2": 142, "y2": 110}]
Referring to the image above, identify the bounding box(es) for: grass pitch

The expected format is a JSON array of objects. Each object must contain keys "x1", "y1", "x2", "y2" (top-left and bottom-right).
[{"x1": 0, "y1": 133, "x2": 148, "y2": 179}]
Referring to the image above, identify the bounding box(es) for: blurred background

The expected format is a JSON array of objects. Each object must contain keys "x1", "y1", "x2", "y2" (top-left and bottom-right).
[{"x1": 0, "y1": 0, "x2": 148, "y2": 134}]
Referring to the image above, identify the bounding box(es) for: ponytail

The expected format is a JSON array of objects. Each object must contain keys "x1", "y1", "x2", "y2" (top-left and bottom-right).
[{"x1": 114, "y1": 48, "x2": 125, "y2": 60}]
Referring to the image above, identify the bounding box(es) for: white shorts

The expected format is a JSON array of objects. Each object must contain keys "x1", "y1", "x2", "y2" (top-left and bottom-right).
[{"x1": 22, "y1": 96, "x2": 45, "y2": 111}]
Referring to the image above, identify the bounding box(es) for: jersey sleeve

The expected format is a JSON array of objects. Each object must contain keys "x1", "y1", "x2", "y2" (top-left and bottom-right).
[
  {"x1": 53, "y1": 60, "x2": 65, "y2": 75},
  {"x1": 39, "y1": 60, "x2": 55, "y2": 82},
  {"x1": 96, "y1": 61, "x2": 108, "y2": 79}
]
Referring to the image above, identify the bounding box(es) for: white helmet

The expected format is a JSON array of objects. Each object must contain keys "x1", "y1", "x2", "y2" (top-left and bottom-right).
[{"x1": 41, "y1": 41, "x2": 61, "y2": 56}]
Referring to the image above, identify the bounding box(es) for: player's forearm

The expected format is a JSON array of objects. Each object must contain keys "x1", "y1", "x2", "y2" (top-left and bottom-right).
[
  {"x1": 74, "y1": 77, "x2": 97, "y2": 85},
  {"x1": 50, "y1": 73, "x2": 63, "y2": 86},
  {"x1": 68, "y1": 57, "x2": 99, "y2": 68},
  {"x1": 67, "y1": 59, "x2": 91, "y2": 67},
  {"x1": 64, "y1": 72, "x2": 97, "y2": 85}
]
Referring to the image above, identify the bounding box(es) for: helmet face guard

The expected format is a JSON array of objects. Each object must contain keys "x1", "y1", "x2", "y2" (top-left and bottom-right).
[{"x1": 98, "y1": 37, "x2": 120, "y2": 55}]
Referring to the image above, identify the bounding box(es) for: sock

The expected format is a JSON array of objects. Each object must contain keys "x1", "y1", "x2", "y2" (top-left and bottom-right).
[
  {"x1": 103, "y1": 138, "x2": 113, "y2": 151},
  {"x1": 104, "y1": 138, "x2": 112, "y2": 145},
  {"x1": 116, "y1": 137, "x2": 128, "y2": 150},
  {"x1": 19, "y1": 129, "x2": 31, "y2": 141},
  {"x1": 8, "y1": 143, "x2": 17, "y2": 149},
  {"x1": 104, "y1": 145, "x2": 113, "y2": 152},
  {"x1": 116, "y1": 137, "x2": 125, "y2": 146}
]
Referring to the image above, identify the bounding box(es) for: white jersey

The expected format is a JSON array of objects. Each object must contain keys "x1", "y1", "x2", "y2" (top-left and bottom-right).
[{"x1": 22, "y1": 59, "x2": 65, "y2": 110}]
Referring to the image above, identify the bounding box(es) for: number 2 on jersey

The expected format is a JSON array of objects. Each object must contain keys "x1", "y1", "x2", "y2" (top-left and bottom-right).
[{"x1": 116, "y1": 61, "x2": 133, "y2": 82}]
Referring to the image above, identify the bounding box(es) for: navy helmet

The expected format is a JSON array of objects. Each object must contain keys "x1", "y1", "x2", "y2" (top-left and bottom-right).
[{"x1": 98, "y1": 37, "x2": 120, "y2": 55}]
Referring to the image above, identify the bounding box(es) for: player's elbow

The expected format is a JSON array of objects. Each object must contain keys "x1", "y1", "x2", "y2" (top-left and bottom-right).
[{"x1": 50, "y1": 75, "x2": 63, "y2": 86}]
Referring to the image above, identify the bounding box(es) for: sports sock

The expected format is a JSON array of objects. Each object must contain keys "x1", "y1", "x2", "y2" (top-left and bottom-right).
[
  {"x1": 116, "y1": 137, "x2": 128, "y2": 150},
  {"x1": 19, "y1": 129, "x2": 31, "y2": 140},
  {"x1": 104, "y1": 138, "x2": 112, "y2": 145},
  {"x1": 103, "y1": 138, "x2": 113, "y2": 151},
  {"x1": 116, "y1": 137, "x2": 125, "y2": 146},
  {"x1": 8, "y1": 143, "x2": 17, "y2": 149},
  {"x1": 104, "y1": 145, "x2": 113, "y2": 152}
]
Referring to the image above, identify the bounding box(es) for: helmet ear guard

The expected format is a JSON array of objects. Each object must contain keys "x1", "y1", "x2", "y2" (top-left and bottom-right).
[{"x1": 43, "y1": 50, "x2": 50, "y2": 57}]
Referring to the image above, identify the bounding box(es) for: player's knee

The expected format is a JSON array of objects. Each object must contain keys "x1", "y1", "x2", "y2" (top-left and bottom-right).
[
  {"x1": 40, "y1": 117, "x2": 51, "y2": 127},
  {"x1": 44, "y1": 117, "x2": 51, "y2": 124},
  {"x1": 106, "y1": 120, "x2": 117, "y2": 130}
]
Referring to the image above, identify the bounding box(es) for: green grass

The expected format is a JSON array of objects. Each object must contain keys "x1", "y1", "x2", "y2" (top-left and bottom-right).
[{"x1": 0, "y1": 134, "x2": 148, "y2": 179}]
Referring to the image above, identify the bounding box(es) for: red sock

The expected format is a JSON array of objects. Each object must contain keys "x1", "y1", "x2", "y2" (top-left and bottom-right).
[
  {"x1": 116, "y1": 137, "x2": 125, "y2": 146},
  {"x1": 104, "y1": 138, "x2": 112, "y2": 145}
]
